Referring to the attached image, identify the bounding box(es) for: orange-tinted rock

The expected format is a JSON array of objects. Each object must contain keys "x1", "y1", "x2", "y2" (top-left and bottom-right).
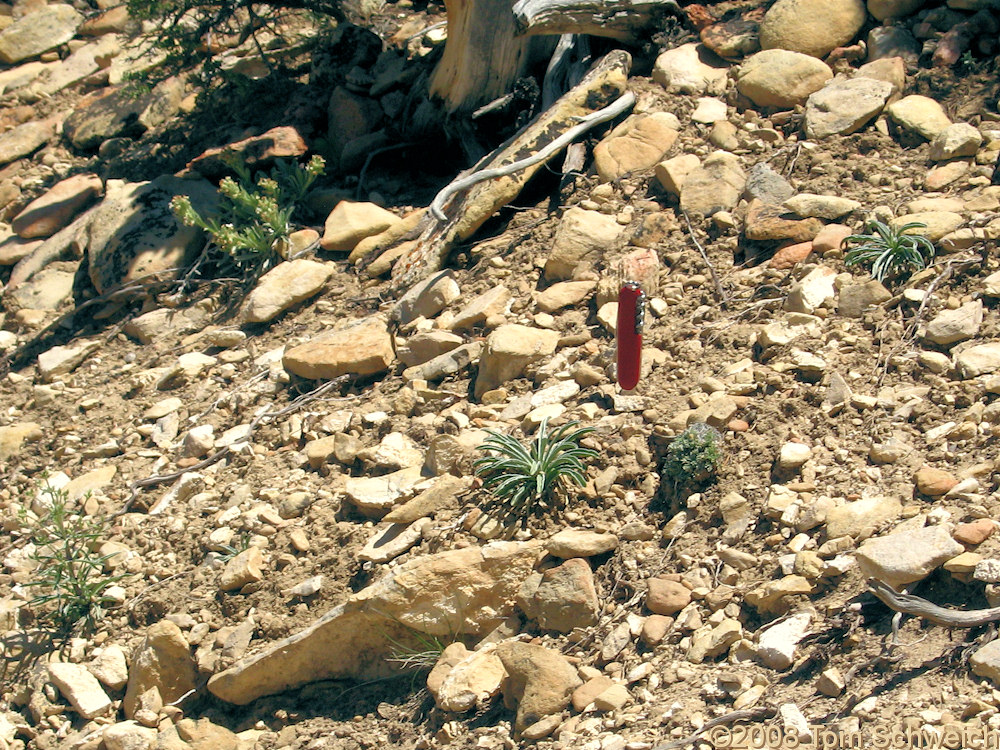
[
  {"x1": 186, "y1": 126, "x2": 307, "y2": 179},
  {"x1": 646, "y1": 578, "x2": 691, "y2": 615},
  {"x1": 914, "y1": 466, "x2": 958, "y2": 497},
  {"x1": 12, "y1": 173, "x2": 102, "y2": 239},
  {"x1": 769, "y1": 240, "x2": 813, "y2": 270},
  {"x1": 954, "y1": 519, "x2": 995, "y2": 546}
]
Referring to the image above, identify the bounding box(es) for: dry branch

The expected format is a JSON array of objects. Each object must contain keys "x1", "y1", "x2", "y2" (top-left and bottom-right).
[
  {"x1": 379, "y1": 49, "x2": 633, "y2": 293},
  {"x1": 868, "y1": 578, "x2": 1000, "y2": 628},
  {"x1": 513, "y1": 0, "x2": 681, "y2": 41}
]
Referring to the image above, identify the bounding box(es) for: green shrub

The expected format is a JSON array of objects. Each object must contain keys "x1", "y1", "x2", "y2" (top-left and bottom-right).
[
  {"x1": 171, "y1": 154, "x2": 324, "y2": 278},
  {"x1": 20, "y1": 484, "x2": 126, "y2": 635},
  {"x1": 841, "y1": 219, "x2": 935, "y2": 283},
  {"x1": 473, "y1": 419, "x2": 598, "y2": 520},
  {"x1": 661, "y1": 423, "x2": 723, "y2": 493}
]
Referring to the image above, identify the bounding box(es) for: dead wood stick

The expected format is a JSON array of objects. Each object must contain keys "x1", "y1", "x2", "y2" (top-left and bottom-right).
[
  {"x1": 651, "y1": 706, "x2": 777, "y2": 750},
  {"x1": 681, "y1": 209, "x2": 729, "y2": 309},
  {"x1": 513, "y1": 0, "x2": 681, "y2": 41},
  {"x1": 430, "y1": 90, "x2": 635, "y2": 221},
  {"x1": 868, "y1": 578, "x2": 1000, "y2": 628}
]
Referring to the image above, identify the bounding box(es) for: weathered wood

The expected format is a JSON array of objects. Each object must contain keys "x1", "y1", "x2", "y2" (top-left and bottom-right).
[
  {"x1": 513, "y1": 0, "x2": 681, "y2": 41},
  {"x1": 429, "y1": 0, "x2": 556, "y2": 112},
  {"x1": 373, "y1": 49, "x2": 634, "y2": 292},
  {"x1": 869, "y1": 578, "x2": 1000, "y2": 628}
]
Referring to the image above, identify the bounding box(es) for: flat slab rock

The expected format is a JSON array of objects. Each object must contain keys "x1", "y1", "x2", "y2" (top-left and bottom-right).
[{"x1": 208, "y1": 540, "x2": 542, "y2": 705}]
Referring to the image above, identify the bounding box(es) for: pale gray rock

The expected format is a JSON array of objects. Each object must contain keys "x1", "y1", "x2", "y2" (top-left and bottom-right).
[
  {"x1": 240, "y1": 259, "x2": 335, "y2": 324},
  {"x1": 760, "y1": 0, "x2": 866, "y2": 58},
  {"x1": 4, "y1": 265, "x2": 75, "y2": 311},
  {"x1": 435, "y1": 643, "x2": 506, "y2": 713},
  {"x1": 923, "y1": 301, "x2": 982, "y2": 347},
  {"x1": 89, "y1": 644, "x2": 129, "y2": 691},
  {"x1": 737, "y1": 49, "x2": 832, "y2": 108},
  {"x1": 856, "y1": 524, "x2": 964, "y2": 587},
  {"x1": 837, "y1": 280, "x2": 891, "y2": 318},
  {"x1": 518, "y1": 558, "x2": 599, "y2": 633},
  {"x1": 48, "y1": 662, "x2": 113, "y2": 719},
  {"x1": 103, "y1": 721, "x2": 158, "y2": 750},
  {"x1": 87, "y1": 176, "x2": 220, "y2": 294},
  {"x1": 785, "y1": 266, "x2": 837, "y2": 314},
  {"x1": 971, "y1": 640, "x2": 1000, "y2": 687},
  {"x1": 0, "y1": 4, "x2": 82, "y2": 63},
  {"x1": 804, "y1": 77, "x2": 894, "y2": 139},
  {"x1": 343, "y1": 466, "x2": 424, "y2": 517},
  {"x1": 402, "y1": 341, "x2": 482, "y2": 382},
  {"x1": 743, "y1": 163, "x2": 795, "y2": 205},
  {"x1": 23, "y1": 34, "x2": 121, "y2": 99},
  {"x1": 208, "y1": 541, "x2": 542, "y2": 705},
  {"x1": 757, "y1": 612, "x2": 811, "y2": 669}
]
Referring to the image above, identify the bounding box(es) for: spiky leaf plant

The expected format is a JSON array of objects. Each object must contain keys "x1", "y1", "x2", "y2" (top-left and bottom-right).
[
  {"x1": 473, "y1": 419, "x2": 598, "y2": 519},
  {"x1": 841, "y1": 219, "x2": 936, "y2": 283}
]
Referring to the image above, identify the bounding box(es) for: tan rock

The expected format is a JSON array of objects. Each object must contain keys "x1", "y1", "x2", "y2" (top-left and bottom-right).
[
  {"x1": 475, "y1": 324, "x2": 559, "y2": 398},
  {"x1": 436, "y1": 643, "x2": 506, "y2": 712},
  {"x1": 655, "y1": 153, "x2": 700, "y2": 196},
  {"x1": 240, "y1": 259, "x2": 335, "y2": 324},
  {"x1": 219, "y1": 547, "x2": 264, "y2": 591},
  {"x1": 535, "y1": 280, "x2": 596, "y2": 313},
  {"x1": 594, "y1": 112, "x2": 680, "y2": 182},
  {"x1": 646, "y1": 578, "x2": 691, "y2": 615},
  {"x1": 175, "y1": 717, "x2": 241, "y2": 750},
  {"x1": 496, "y1": 640, "x2": 581, "y2": 736},
  {"x1": 914, "y1": 466, "x2": 958, "y2": 497},
  {"x1": 0, "y1": 421, "x2": 43, "y2": 460},
  {"x1": 321, "y1": 201, "x2": 400, "y2": 252},
  {"x1": 856, "y1": 524, "x2": 964, "y2": 588},
  {"x1": 186, "y1": 125, "x2": 307, "y2": 179},
  {"x1": 48, "y1": 662, "x2": 113, "y2": 719},
  {"x1": 572, "y1": 675, "x2": 614, "y2": 711},
  {"x1": 544, "y1": 207, "x2": 624, "y2": 281},
  {"x1": 12, "y1": 174, "x2": 102, "y2": 239},
  {"x1": 123, "y1": 620, "x2": 197, "y2": 718},
  {"x1": 449, "y1": 285, "x2": 511, "y2": 331},
  {"x1": 545, "y1": 529, "x2": 618, "y2": 558},
  {"x1": 760, "y1": 0, "x2": 866, "y2": 58},
  {"x1": 518, "y1": 558, "x2": 599, "y2": 633},
  {"x1": 737, "y1": 49, "x2": 832, "y2": 108},
  {"x1": 887, "y1": 95, "x2": 952, "y2": 140},
  {"x1": 208, "y1": 542, "x2": 542, "y2": 705},
  {"x1": 283, "y1": 314, "x2": 394, "y2": 380}
]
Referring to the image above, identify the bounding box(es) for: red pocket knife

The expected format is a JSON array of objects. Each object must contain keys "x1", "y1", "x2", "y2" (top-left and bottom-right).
[{"x1": 617, "y1": 281, "x2": 645, "y2": 391}]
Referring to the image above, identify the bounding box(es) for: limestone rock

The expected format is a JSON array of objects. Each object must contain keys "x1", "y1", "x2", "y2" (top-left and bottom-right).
[
  {"x1": 804, "y1": 77, "x2": 894, "y2": 139},
  {"x1": 283, "y1": 314, "x2": 394, "y2": 380},
  {"x1": 929, "y1": 123, "x2": 983, "y2": 161},
  {"x1": 0, "y1": 4, "x2": 82, "y2": 63},
  {"x1": 785, "y1": 266, "x2": 836, "y2": 314},
  {"x1": 208, "y1": 541, "x2": 542, "y2": 704},
  {"x1": 652, "y1": 43, "x2": 728, "y2": 95},
  {"x1": 756, "y1": 613, "x2": 811, "y2": 669},
  {"x1": 37, "y1": 338, "x2": 100, "y2": 382},
  {"x1": 12, "y1": 174, "x2": 103, "y2": 239},
  {"x1": 402, "y1": 342, "x2": 482, "y2": 382},
  {"x1": 343, "y1": 466, "x2": 424, "y2": 517},
  {"x1": 175, "y1": 717, "x2": 241, "y2": 750},
  {"x1": 971, "y1": 640, "x2": 1000, "y2": 688},
  {"x1": 436, "y1": 643, "x2": 507, "y2": 713},
  {"x1": 890, "y1": 212, "x2": 962, "y2": 243},
  {"x1": 0, "y1": 421, "x2": 43, "y2": 461},
  {"x1": 123, "y1": 620, "x2": 197, "y2": 718},
  {"x1": 535, "y1": 280, "x2": 596, "y2": 313},
  {"x1": 496, "y1": 641, "x2": 581, "y2": 736},
  {"x1": 89, "y1": 644, "x2": 129, "y2": 691},
  {"x1": 358, "y1": 519, "x2": 428, "y2": 563},
  {"x1": 544, "y1": 207, "x2": 624, "y2": 281},
  {"x1": 393, "y1": 270, "x2": 460, "y2": 324},
  {"x1": 219, "y1": 547, "x2": 264, "y2": 591},
  {"x1": 383, "y1": 474, "x2": 467, "y2": 523},
  {"x1": 825, "y1": 495, "x2": 901, "y2": 539},
  {"x1": 321, "y1": 201, "x2": 400, "y2": 252},
  {"x1": 923, "y1": 301, "x2": 982, "y2": 347},
  {"x1": 87, "y1": 176, "x2": 220, "y2": 294},
  {"x1": 545, "y1": 529, "x2": 618, "y2": 558},
  {"x1": 867, "y1": 0, "x2": 925, "y2": 20},
  {"x1": 887, "y1": 95, "x2": 952, "y2": 140},
  {"x1": 594, "y1": 112, "x2": 680, "y2": 181},
  {"x1": 838, "y1": 279, "x2": 891, "y2": 318},
  {"x1": 856, "y1": 524, "x2": 964, "y2": 587},
  {"x1": 955, "y1": 343, "x2": 1000, "y2": 379},
  {"x1": 24, "y1": 34, "x2": 122, "y2": 98},
  {"x1": 48, "y1": 662, "x2": 113, "y2": 719},
  {"x1": 240, "y1": 259, "x2": 335, "y2": 324},
  {"x1": 449, "y1": 285, "x2": 511, "y2": 331},
  {"x1": 518, "y1": 558, "x2": 599, "y2": 633},
  {"x1": 785, "y1": 194, "x2": 861, "y2": 220},
  {"x1": 63, "y1": 81, "x2": 180, "y2": 150},
  {"x1": 679, "y1": 151, "x2": 746, "y2": 217},
  {"x1": 737, "y1": 49, "x2": 832, "y2": 108},
  {"x1": 744, "y1": 163, "x2": 795, "y2": 205},
  {"x1": 475, "y1": 324, "x2": 559, "y2": 398},
  {"x1": 746, "y1": 201, "x2": 823, "y2": 242},
  {"x1": 397, "y1": 330, "x2": 463, "y2": 367}
]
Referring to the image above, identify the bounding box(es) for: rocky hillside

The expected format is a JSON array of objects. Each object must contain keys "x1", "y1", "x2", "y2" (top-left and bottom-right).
[{"x1": 1, "y1": 0, "x2": 1000, "y2": 748}]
